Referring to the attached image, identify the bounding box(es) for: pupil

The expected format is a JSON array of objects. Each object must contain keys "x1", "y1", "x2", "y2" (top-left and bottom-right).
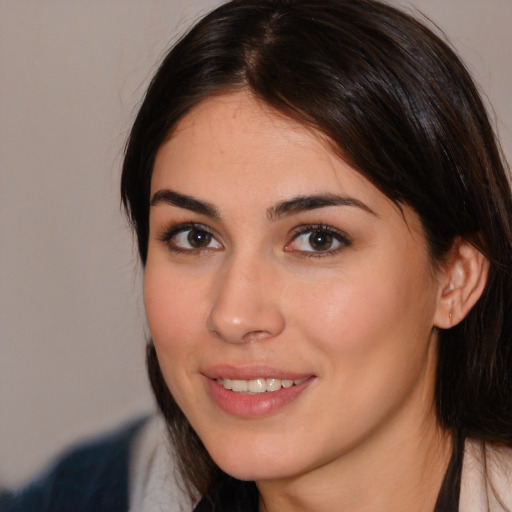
[
  {"x1": 309, "y1": 231, "x2": 332, "y2": 251},
  {"x1": 188, "y1": 229, "x2": 211, "y2": 248}
]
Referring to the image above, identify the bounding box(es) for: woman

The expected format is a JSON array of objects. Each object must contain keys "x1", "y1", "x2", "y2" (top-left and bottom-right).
[
  {"x1": 3, "y1": 0, "x2": 511, "y2": 510},
  {"x1": 122, "y1": 0, "x2": 512, "y2": 509}
]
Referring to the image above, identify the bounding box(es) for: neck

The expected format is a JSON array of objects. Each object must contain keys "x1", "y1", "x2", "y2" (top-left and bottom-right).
[{"x1": 257, "y1": 406, "x2": 452, "y2": 512}]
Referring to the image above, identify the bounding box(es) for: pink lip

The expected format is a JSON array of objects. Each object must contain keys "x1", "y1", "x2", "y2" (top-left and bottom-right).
[
  {"x1": 202, "y1": 366, "x2": 315, "y2": 418},
  {"x1": 202, "y1": 364, "x2": 311, "y2": 381}
]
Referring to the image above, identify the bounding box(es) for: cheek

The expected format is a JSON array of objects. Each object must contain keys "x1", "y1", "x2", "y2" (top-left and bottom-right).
[
  {"x1": 291, "y1": 253, "x2": 437, "y2": 369},
  {"x1": 290, "y1": 265, "x2": 438, "y2": 432},
  {"x1": 143, "y1": 264, "x2": 208, "y2": 412},
  {"x1": 143, "y1": 264, "x2": 206, "y2": 365}
]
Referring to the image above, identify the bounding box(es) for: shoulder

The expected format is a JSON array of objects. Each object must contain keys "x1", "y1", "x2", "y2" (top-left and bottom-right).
[
  {"x1": 0, "y1": 416, "x2": 148, "y2": 512},
  {"x1": 460, "y1": 439, "x2": 512, "y2": 512}
]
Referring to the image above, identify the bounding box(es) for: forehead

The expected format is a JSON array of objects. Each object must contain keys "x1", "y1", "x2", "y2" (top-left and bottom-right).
[{"x1": 152, "y1": 91, "x2": 371, "y2": 197}]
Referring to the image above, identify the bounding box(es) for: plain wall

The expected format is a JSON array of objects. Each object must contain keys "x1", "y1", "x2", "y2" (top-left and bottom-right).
[{"x1": 1, "y1": 0, "x2": 510, "y2": 488}]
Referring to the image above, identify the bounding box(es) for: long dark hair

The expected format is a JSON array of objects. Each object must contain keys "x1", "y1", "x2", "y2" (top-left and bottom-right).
[{"x1": 121, "y1": 0, "x2": 512, "y2": 501}]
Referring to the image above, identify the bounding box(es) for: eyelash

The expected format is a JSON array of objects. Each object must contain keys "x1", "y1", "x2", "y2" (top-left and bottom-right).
[
  {"x1": 157, "y1": 222, "x2": 221, "y2": 254},
  {"x1": 156, "y1": 222, "x2": 351, "y2": 257},
  {"x1": 287, "y1": 224, "x2": 352, "y2": 258}
]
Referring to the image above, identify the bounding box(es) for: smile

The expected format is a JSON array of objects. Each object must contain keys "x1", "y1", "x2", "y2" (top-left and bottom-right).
[
  {"x1": 206, "y1": 374, "x2": 315, "y2": 417},
  {"x1": 216, "y1": 377, "x2": 309, "y2": 394}
]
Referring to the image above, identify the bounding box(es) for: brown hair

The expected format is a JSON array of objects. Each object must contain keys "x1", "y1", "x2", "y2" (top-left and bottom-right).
[{"x1": 121, "y1": 0, "x2": 512, "y2": 501}]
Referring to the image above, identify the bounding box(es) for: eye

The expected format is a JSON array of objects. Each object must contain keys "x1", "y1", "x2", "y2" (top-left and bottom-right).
[
  {"x1": 286, "y1": 225, "x2": 350, "y2": 255},
  {"x1": 158, "y1": 223, "x2": 222, "y2": 252}
]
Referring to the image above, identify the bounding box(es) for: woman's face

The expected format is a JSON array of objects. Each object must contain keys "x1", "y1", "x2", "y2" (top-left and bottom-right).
[{"x1": 144, "y1": 91, "x2": 445, "y2": 483}]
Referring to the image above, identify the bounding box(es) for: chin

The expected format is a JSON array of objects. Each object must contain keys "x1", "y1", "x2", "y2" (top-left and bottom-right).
[
  {"x1": 216, "y1": 459, "x2": 291, "y2": 482},
  {"x1": 204, "y1": 437, "x2": 306, "y2": 482}
]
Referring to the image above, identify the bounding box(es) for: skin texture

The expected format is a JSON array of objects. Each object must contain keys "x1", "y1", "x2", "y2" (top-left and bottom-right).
[{"x1": 144, "y1": 91, "x2": 484, "y2": 511}]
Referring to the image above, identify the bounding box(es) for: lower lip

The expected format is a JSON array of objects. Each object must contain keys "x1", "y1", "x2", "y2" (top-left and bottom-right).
[{"x1": 204, "y1": 377, "x2": 314, "y2": 418}]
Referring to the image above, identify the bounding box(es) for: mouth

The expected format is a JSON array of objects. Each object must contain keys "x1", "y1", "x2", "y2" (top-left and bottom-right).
[
  {"x1": 204, "y1": 369, "x2": 315, "y2": 417},
  {"x1": 215, "y1": 377, "x2": 309, "y2": 394}
]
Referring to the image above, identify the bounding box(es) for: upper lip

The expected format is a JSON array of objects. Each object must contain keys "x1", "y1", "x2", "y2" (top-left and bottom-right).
[{"x1": 202, "y1": 364, "x2": 314, "y2": 381}]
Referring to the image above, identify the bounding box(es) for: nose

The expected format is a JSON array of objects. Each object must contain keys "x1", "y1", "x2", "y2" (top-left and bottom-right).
[{"x1": 206, "y1": 255, "x2": 286, "y2": 344}]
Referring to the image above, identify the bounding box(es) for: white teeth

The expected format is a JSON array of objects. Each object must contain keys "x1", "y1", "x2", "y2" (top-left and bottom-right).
[
  {"x1": 265, "y1": 378, "x2": 281, "y2": 392},
  {"x1": 216, "y1": 377, "x2": 308, "y2": 394},
  {"x1": 230, "y1": 379, "x2": 248, "y2": 392},
  {"x1": 248, "y1": 378, "x2": 266, "y2": 393}
]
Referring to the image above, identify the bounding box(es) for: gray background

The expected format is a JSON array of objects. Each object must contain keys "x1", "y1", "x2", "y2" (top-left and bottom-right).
[{"x1": 1, "y1": 0, "x2": 511, "y2": 487}]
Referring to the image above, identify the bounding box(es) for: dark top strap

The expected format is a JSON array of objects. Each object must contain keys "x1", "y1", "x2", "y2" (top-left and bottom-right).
[
  {"x1": 194, "y1": 476, "x2": 259, "y2": 512},
  {"x1": 434, "y1": 433, "x2": 465, "y2": 512}
]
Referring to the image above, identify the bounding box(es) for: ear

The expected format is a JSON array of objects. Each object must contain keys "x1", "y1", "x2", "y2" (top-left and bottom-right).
[{"x1": 433, "y1": 239, "x2": 489, "y2": 329}]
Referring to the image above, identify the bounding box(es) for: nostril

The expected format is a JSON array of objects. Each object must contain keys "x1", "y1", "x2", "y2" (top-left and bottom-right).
[
  {"x1": 206, "y1": 264, "x2": 286, "y2": 343},
  {"x1": 206, "y1": 307, "x2": 285, "y2": 344},
  {"x1": 242, "y1": 330, "x2": 275, "y2": 343}
]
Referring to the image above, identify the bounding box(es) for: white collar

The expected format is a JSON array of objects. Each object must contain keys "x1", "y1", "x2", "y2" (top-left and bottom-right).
[
  {"x1": 460, "y1": 438, "x2": 512, "y2": 512},
  {"x1": 128, "y1": 414, "x2": 194, "y2": 512}
]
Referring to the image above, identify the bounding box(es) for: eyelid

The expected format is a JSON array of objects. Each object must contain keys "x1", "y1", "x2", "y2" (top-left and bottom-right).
[
  {"x1": 286, "y1": 223, "x2": 351, "y2": 256},
  {"x1": 157, "y1": 221, "x2": 222, "y2": 252},
  {"x1": 157, "y1": 221, "x2": 205, "y2": 241}
]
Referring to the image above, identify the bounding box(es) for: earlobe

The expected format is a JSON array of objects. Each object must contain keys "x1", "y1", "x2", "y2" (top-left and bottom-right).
[{"x1": 433, "y1": 239, "x2": 489, "y2": 329}]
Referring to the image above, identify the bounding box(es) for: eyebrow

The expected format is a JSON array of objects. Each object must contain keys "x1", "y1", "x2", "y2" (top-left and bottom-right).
[
  {"x1": 150, "y1": 189, "x2": 220, "y2": 218},
  {"x1": 150, "y1": 189, "x2": 377, "y2": 220},
  {"x1": 267, "y1": 194, "x2": 378, "y2": 221}
]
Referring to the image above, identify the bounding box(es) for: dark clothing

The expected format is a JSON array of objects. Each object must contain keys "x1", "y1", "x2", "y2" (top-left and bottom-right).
[
  {"x1": 194, "y1": 478, "x2": 259, "y2": 512},
  {"x1": 0, "y1": 418, "x2": 146, "y2": 512}
]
